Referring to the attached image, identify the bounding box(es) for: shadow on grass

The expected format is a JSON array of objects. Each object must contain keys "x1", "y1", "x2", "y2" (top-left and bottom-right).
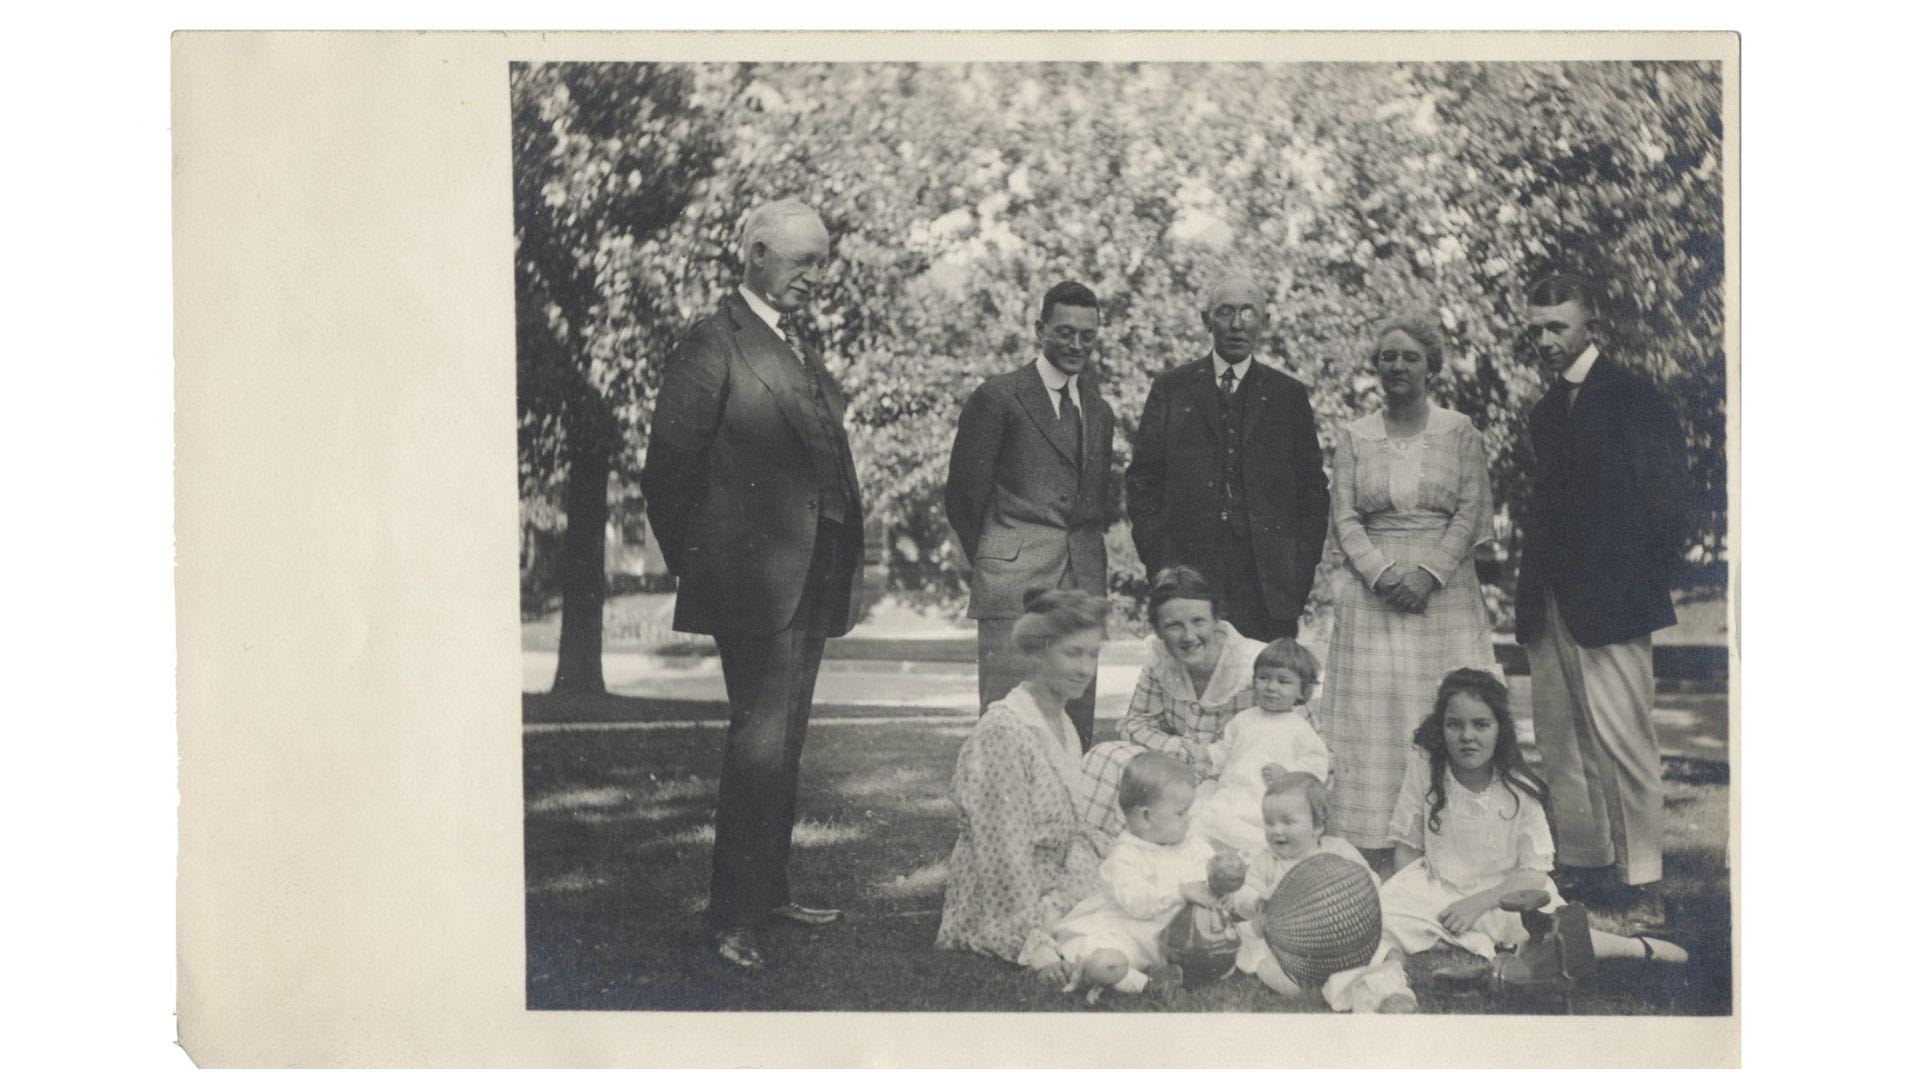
[{"x1": 524, "y1": 717, "x2": 1731, "y2": 1015}]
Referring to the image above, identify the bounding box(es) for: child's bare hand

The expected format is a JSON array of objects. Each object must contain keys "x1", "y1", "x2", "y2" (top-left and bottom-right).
[
  {"x1": 1438, "y1": 896, "x2": 1492, "y2": 936},
  {"x1": 1034, "y1": 961, "x2": 1073, "y2": 990},
  {"x1": 1260, "y1": 763, "x2": 1287, "y2": 786},
  {"x1": 1180, "y1": 880, "x2": 1222, "y2": 912}
]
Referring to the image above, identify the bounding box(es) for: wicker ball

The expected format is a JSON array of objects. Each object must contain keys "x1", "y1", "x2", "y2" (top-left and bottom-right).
[
  {"x1": 1160, "y1": 903, "x2": 1241, "y2": 985},
  {"x1": 1261, "y1": 853, "x2": 1383, "y2": 986}
]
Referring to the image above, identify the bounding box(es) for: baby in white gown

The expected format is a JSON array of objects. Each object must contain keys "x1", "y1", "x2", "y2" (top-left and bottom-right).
[
  {"x1": 1024, "y1": 752, "x2": 1228, "y2": 1003},
  {"x1": 1195, "y1": 639, "x2": 1332, "y2": 856}
]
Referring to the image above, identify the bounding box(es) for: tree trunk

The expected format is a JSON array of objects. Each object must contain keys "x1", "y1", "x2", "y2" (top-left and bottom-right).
[{"x1": 552, "y1": 420, "x2": 611, "y2": 696}]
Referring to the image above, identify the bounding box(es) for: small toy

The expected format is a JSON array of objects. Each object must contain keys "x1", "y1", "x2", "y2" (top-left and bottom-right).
[{"x1": 1160, "y1": 852, "x2": 1250, "y2": 985}]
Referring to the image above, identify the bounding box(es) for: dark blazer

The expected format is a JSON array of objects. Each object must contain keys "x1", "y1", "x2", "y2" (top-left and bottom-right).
[
  {"x1": 945, "y1": 363, "x2": 1114, "y2": 620},
  {"x1": 640, "y1": 292, "x2": 864, "y2": 637},
  {"x1": 1126, "y1": 357, "x2": 1330, "y2": 621},
  {"x1": 1515, "y1": 353, "x2": 1692, "y2": 648}
]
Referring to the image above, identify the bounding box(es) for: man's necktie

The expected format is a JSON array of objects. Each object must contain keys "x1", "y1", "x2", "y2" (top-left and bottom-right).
[
  {"x1": 787, "y1": 331, "x2": 827, "y2": 405},
  {"x1": 1058, "y1": 385, "x2": 1083, "y2": 468},
  {"x1": 1219, "y1": 365, "x2": 1237, "y2": 399}
]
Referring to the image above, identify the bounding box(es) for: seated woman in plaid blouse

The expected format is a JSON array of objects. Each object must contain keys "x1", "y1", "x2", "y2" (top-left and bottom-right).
[{"x1": 1077, "y1": 566, "x2": 1264, "y2": 840}]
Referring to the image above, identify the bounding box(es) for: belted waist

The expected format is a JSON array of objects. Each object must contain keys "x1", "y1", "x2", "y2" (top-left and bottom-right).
[{"x1": 1359, "y1": 510, "x2": 1451, "y2": 538}]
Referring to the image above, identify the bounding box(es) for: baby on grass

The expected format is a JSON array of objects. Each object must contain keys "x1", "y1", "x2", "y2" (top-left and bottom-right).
[
  {"x1": 1022, "y1": 752, "x2": 1232, "y2": 1003},
  {"x1": 1231, "y1": 772, "x2": 1417, "y2": 1013},
  {"x1": 1194, "y1": 638, "x2": 1332, "y2": 856}
]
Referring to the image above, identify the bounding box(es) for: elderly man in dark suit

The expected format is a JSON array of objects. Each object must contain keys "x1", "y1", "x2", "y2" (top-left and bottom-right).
[
  {"x1": 639, "y1": 199, "x2": 862, "y2": 970},
  {"x1": 1515, "y1": 271, "x2": 1693, "y2": 930},
  {"x1": 1126, "y1": 273, "x2": 1330, "y2": 643},
  {"x1": 944, "y1": 281, "x2": 1115, "y2": 749}
]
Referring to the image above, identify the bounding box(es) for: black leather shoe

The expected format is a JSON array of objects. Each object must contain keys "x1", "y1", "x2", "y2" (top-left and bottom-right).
[
  {"x1": 715, "y1": 927, "x2": 766, "y2": 970},
  {"x1": 769, "y1": 903, "x2": 843, "y2": 927},
  {"x1": 1619, "y1": 887, "x2": 1670, "y2": 933}
]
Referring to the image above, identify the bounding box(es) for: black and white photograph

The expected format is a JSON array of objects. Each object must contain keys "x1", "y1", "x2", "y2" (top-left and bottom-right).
[
  {"x1": 154, "y1": 26, "x2": 1760, "y2": 1068},
  {"x1": 512, "y1": 43, "x2": 1734, "y2": 1024}
]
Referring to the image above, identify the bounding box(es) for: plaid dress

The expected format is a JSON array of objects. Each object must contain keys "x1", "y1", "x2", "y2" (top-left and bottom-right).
[
  {"x1": 1076, "y1": 623, "x2": 1263, "y2": 838},
  {"x1": 1319, "y1": 408, "x2": 1502, "y2": 849}
]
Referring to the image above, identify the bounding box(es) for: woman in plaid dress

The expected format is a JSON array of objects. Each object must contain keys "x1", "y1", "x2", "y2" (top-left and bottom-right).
[
  {"x1": 1077, "y1": 567, "x2": 1264, "y2": 839},
  {"x1": 1319, "y1": 311, "x2": 1501, "y2": 862}
]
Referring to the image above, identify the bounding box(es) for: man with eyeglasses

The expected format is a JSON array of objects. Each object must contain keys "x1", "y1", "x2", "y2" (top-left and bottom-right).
[
  {"x1": 1514, "y1": 270, "x2": 1693, "y2": 931},
  {"x1": 1126, "y1": 273, "x2": 1329, "y2": 643},
  {"x1": 641, "y1": 199, "x2": 863, "y2": 970},
  {"x1": 945, "y1": 280, "x2": 1115, "y2": 748}
]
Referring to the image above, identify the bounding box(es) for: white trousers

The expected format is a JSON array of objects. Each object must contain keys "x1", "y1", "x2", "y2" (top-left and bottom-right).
[{"x1": 1526, "y1": 595, "x2": 1663, "y2": 885}]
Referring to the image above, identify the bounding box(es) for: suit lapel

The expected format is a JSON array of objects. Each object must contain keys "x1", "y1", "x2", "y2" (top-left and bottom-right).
[
  {"x1": 727, "y1": 294, "x2": 815, "y2": 440},
  {"x1": 1014, "y1": 363, "x2": 1081, "y2": 468},
  {"x1": 793, "y1": 334, "x2": 849, "y2": 427},
  {"x1": 1240, "y1": 361, "x2": 1274, "y2": 434},
  {"x1": 1533, "y1": 378, "x2": 1574, "y2": 469},
  {"x1": 1080, "y1": 391, "x2": 1113, "y2": 494},
  {"x1": 1184, "y1": 359, "x2": 1223, "y2": 440}
]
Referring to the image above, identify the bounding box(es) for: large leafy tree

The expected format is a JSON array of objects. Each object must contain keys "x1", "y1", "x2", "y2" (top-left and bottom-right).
[
  {"x1": 519, "y1": 59, "x2": 1725, "y2": 646},
  {"x1": 513, "y1": 61, "x2": 719, "y2": 693}
]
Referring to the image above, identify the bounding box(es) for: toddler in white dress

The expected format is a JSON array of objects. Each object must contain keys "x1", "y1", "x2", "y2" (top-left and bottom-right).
[
  {"x1": 1025, "y1": 752, "x2": 1230, "y2": 1003},
  {"x1": 1380, "y1": 669, "x2": 1689, "y2": 966},
  {"x1": 1195, "y1": 639, "x2": 1332, "y2": 856},
  {"x1": 1230, "y1": 772, "x2": 1416, "y2": 1012}
]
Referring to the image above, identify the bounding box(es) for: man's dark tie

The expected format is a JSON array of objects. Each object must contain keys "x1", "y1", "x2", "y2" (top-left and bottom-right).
[
  {"x1": 787, "y1": 331, "x2": 827, "y2": 405},
  {"x1": 1219, "y1": 365, "x2": 1237, "y2": 399},
  {"x1": 1057, "y1": 384, "x2": 1083, "y2": 468}
]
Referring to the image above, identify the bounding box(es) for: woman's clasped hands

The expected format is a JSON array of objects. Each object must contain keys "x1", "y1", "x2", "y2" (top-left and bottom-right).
[{"x1": 1374, "y1": 562, "x2": 1438, "y2": 614}]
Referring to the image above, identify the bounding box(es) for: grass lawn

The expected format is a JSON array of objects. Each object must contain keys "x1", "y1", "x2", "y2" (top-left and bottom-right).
[{"x1": 523, "y1": 704, "x2": 1731, "y2": 1015}]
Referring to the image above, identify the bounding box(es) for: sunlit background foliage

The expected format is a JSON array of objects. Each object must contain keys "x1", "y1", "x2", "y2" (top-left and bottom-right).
[{"x1": 516, "y1": 60, "x2": 1725, "y2": 655}]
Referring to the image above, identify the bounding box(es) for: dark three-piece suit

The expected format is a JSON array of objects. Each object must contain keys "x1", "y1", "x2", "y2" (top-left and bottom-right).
[
  {"x1": 1126, "y1": 356, "x2": 1330, "y2": 642},
  {"x1": 640, "y1": 291, "x2": 864, "y2": 929}
]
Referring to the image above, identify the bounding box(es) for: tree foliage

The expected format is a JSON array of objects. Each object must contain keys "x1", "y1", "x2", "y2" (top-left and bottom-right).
[
  {"x1": 517, "y1": 60, "x2": 1727, "y2": 633},
  {"x1": 513, "y1": 61, "x2": 720, "y2": 689}
]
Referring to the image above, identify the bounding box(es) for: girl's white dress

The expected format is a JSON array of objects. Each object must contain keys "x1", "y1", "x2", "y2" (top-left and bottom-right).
[
  {"x1": 1194, "y1": 705, "x2": 1332, "y2": 856},
  {"x1": 1378, "y1": 751, "x2": 1565, "y2": 958},
  {"x1": 1039, "y1": 829, "x2": 1218, "y2": 971}
]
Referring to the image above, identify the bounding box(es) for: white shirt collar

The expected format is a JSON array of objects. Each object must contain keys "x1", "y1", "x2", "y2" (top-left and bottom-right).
[
  {"x1": 1211, "y1": 351, "x2": 1254, "y2": 390},
  {"x1": 738, "y1": 284, "x2": 784, "y2": 340},
  {"x1": 1562, "y1": 342, "x2": 1600, "y2": 385},
  {"x1": 1034, "y1": 356, "x2": 1081, "y2": 414}
]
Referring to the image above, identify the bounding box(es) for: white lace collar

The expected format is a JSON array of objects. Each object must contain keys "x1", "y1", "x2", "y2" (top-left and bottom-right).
[{"x1": 1345, "y1": 406, "x2": 1469, "y2": 441}]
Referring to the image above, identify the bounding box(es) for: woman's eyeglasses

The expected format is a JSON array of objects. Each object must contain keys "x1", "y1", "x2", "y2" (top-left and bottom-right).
[{"x1": 1373, "y1": 350, "x2": 1426, "y2": 367}]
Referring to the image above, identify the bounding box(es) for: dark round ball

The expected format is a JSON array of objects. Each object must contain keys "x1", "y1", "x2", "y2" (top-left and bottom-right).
[
  {"x1": 1261, "y1": 853, "x2": 1383, "y2": 986},
  {"x1": 1160, "y1": 903, "x2": 1241, "y2": 985}
]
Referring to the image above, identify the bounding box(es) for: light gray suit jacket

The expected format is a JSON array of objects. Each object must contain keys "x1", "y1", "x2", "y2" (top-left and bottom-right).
[{"x1": 944, "y1": 363, "x2": 1113, "y2": 620}]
